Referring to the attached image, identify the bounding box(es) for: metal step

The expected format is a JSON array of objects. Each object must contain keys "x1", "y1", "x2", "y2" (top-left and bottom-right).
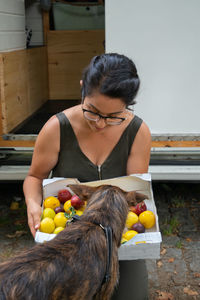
[
  {"x1": 0, "y1": 165, "x2": 200, "y2": 181},
  {"x1": 0, "y1": 147, "x2": 200, "y2": 181}
]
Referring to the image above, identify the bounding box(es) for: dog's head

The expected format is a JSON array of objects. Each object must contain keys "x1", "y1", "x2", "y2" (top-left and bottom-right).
[
  {"x1": 67, "y1": 184, "x2": 148, "y2": 246},
  {"x1": 67, "y1": 184, "x2": 147, "y2": 207}
]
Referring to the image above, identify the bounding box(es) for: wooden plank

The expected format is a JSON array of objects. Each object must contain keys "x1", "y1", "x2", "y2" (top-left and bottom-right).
[
  {"x1": 49, "y1": 52, "x2": 91, "y2": 99},
  {"x1": 151, "y1": 141, "x2": 200, "y2": 148},
  {"x1": 43, "y1": 11, "x2": 50, "y2": 45},
  {"x1": 1, "y1": 50, "x2": 29, "y2": 133},
  {"x1": 27, "y1": 47, "x2": 48, "y2": 113},
  {"x1": 47, "y1": 30, "x2": 105, "y2": 53},
  {"x1": 0, "y1": 137, "x2": 35, "y2": 147},
  {"x1": 0, "y1": 55, "x2": 4, "y2": 135},
  {"x1": 0, "y1": 47, "x2": 48, "y2": 134},
  {"x1": 0, "y1": 138, "x2": 199, "y2": 149},
  {"x1": 47, "y1": 30, "x2": 105, "y2": 99}
]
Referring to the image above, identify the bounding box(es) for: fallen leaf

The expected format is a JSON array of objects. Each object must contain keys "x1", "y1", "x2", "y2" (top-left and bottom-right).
[
  {"x1": 10, "y1": 201, "x2": 19, "y2": 210},
  {"x1": 157, "y1": 260, "x2": 163, "y2": 268},
  {"x1": 6, "y1": 230, "x2": 27, "y2": 238},
  {"x1": 194, "y1": 273, "x2": 200, "y2": 278},
  {"x1": 168, "y1": 257, "x2": 175, "y2": 263},
  {"x1": 183, "y1": 287, "x2": 198, "y2": 296},
  {"x1": 14, "y1": 219, "x2": 26, "y2": 225},
  {"x1": 186, "y1": 238, "x2": 192, "y2": 242},
  {"x1": 156, "y1": 290, "x2": 174, "y2": 300},
  {"x1": 161, "y1": 248, "x2": 167, "y2": 255}
]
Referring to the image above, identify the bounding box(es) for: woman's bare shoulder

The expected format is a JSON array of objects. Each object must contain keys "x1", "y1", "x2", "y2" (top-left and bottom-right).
[
  {"x1": 127, "y1": 121, "x2": 151, "y2": 174},
  {"x1": 138, "y1": 120, "x2": 151, "y2": 140},
  {"x1": 34, "y1": 115, "x2": 60, "y2": 152},
  {"x1": 132, "y1": 120, "x2": 151, "y2": 152}
]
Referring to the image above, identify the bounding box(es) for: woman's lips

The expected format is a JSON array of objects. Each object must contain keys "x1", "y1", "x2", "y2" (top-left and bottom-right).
[{"x1": 94, "y1": 125, "x2": 105, "y2": 131}]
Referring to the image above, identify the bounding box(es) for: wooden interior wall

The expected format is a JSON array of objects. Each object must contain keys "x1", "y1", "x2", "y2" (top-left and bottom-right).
[
  {"x1": 0, "y1": 47, "x2": 48, "y2": 134},
  {"x1": 47, "y1": 30, "x2": 105, "y2": 100}
]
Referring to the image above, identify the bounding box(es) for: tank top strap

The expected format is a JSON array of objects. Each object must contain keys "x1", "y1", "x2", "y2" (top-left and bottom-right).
[
  {"x1": 124, "y1": 115, "x2": 143, "y2": 153},
  {"x1": 56, "y1": 112, "x2": 75, "y2": 149}
]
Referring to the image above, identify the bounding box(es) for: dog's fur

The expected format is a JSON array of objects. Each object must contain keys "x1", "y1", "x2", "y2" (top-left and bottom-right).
[{"x1": 0, "y1": 184, "x2": 147, "y2": 300}]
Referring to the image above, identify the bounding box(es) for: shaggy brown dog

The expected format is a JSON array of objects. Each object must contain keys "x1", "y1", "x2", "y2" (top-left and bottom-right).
[{"x1": 0, "y1": 184, "x2": 147, "y2": 300}]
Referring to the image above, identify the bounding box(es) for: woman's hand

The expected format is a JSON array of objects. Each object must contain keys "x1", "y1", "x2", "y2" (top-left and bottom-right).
[
  {"x1": 26, "y1": 201, "x2": 42, "y2": 237},
  {"x1": 23, "y1": 116, "x2": 60, "y2": 237}
]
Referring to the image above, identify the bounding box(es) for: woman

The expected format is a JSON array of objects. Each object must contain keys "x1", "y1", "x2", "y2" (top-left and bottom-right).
[{"x1": 23, "y1": 53, "x2": 151, "y2": 299}]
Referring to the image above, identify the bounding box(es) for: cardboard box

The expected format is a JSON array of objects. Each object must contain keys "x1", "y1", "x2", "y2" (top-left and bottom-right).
[{"x1": 35, "y1": 174, "x2": 162, "y2": 260}]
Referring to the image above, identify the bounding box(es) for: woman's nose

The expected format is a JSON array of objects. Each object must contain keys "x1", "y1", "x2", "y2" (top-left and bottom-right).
[{"x1": 96, "y1": 117, "x2": 107, "y2": 128}]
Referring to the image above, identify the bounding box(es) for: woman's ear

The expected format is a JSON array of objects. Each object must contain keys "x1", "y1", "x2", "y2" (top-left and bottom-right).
[{"x1": 80, "y1": 80, "x2": 83, "y2": 87}]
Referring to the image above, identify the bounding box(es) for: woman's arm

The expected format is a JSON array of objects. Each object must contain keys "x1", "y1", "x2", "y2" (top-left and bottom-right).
[
  {"x1": 126, "y1": 121, "x2": 151, "y2": 174},
  {"x1": 23, "y1": 116, "x2": 60, "y2": 237}
]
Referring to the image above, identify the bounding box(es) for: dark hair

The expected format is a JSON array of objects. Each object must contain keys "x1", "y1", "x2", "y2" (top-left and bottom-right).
[{"x1": 81, "y1": 53, "x2": 140, "y2": 107}]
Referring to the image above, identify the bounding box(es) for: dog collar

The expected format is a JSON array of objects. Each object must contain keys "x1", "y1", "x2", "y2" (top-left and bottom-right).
[{"x1": 71, "y1": 215, "x2": 112, "y2": 284}]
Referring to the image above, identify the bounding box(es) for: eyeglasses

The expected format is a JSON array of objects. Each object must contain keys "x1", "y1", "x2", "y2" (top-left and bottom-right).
[{"x1": 82, "y1": 108, "x2": 126, "y2": 125}]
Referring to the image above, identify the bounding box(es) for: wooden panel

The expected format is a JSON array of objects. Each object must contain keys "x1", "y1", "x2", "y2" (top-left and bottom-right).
[
  {"x1": 0, "y1": 56, "x2": 4, "y2": 135},
  {"x1": 0, "y1": 47, "x2": 48, "y2": 134},
  {"x1": 0, "y1": 139, "x2": 199, "y2": 148},
  {"x1": 47, "y1": 30, "x2": 105, "y2": 99},
  {"x1": 0, "y1": 137, "x2": 35, "y2": 147},
  {"x1": 0, "y1": 50, "x2": 29, "y2": 133},
  {"x1": 27, "y1": 47, "x2": 48, "y2": 113},
  {"x1": 43, "y1": 11, "x2": 50, "y2": 45},
  {"x1": 151, "y1": 141, "x2": 200, "y2": 148}
]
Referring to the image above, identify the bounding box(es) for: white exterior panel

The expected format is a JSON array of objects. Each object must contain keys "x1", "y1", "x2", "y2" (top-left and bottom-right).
[
  {"x1": 0, "y1": 0, "x2": 25, "y2": 51},
  {"x1": 25, "y1": 1, "x2": 44, "y2": 46},
  {"x1": 105, "y1": 0, "x2": 200, "y2": 135},
  {"x1": 0, "y1": 13, "x2": 25, "y2": 31},
  {"x1": 0, "y1": 32, "x2": 26, "y2": 51},
  {"x1": 0, "y1": 0, "x2": 25, "y2": 15}
]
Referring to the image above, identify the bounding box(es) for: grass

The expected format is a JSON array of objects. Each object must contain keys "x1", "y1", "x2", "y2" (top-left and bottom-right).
[
  {"x1": 162, "y1": 216, "x2": 180, "y2": 236},
  {"x1": 0, "y1": 217, "x2": 10, "y2": 226},
  {"x1": 171, "y1": 196, "x2": 185, "y2": 208},
  {"x1": 175, "y1": 240, "x2": 183, "y2": 249}
]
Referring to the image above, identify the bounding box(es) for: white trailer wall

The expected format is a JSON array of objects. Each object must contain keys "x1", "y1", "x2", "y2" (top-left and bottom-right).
[
  {"x1": 0, "y1": 0, "x2": 26, "y2": 51},
  {"x1": 25, "y1": 0, "x2": 44, "y2": 46},
  {"x1": 106, "y1": 0, "x2": 200, "y2": 135}
]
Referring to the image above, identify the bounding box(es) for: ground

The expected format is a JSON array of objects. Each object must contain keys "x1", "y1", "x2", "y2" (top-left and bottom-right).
[
  {"x1": 0, "y1": 181, "x2": 200, "y2": 299},
  {"x1": 148, "y1": 182, "x2": 200, "y2": 300}
]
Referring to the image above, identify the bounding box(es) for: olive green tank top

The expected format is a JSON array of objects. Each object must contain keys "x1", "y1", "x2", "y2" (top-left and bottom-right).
[{"x1": 52, "y1": 112, "x2": 143, "y2": 182}]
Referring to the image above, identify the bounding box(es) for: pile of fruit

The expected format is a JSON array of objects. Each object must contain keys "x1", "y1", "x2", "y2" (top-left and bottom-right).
[
  {"x1": 39, "y1": 189, "x2": 86, "y2": 234},
  {"x1": 121, "y1": 202, "x2": 156, "y2": 244},
  {"x1": 39, "y1": 188, "x2": 156, "y2": 245}
]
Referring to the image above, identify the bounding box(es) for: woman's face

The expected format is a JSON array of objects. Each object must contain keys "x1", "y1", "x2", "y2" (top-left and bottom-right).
[{"x1": 82, "y1": 93, "x2": 127, "y2": 132}]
